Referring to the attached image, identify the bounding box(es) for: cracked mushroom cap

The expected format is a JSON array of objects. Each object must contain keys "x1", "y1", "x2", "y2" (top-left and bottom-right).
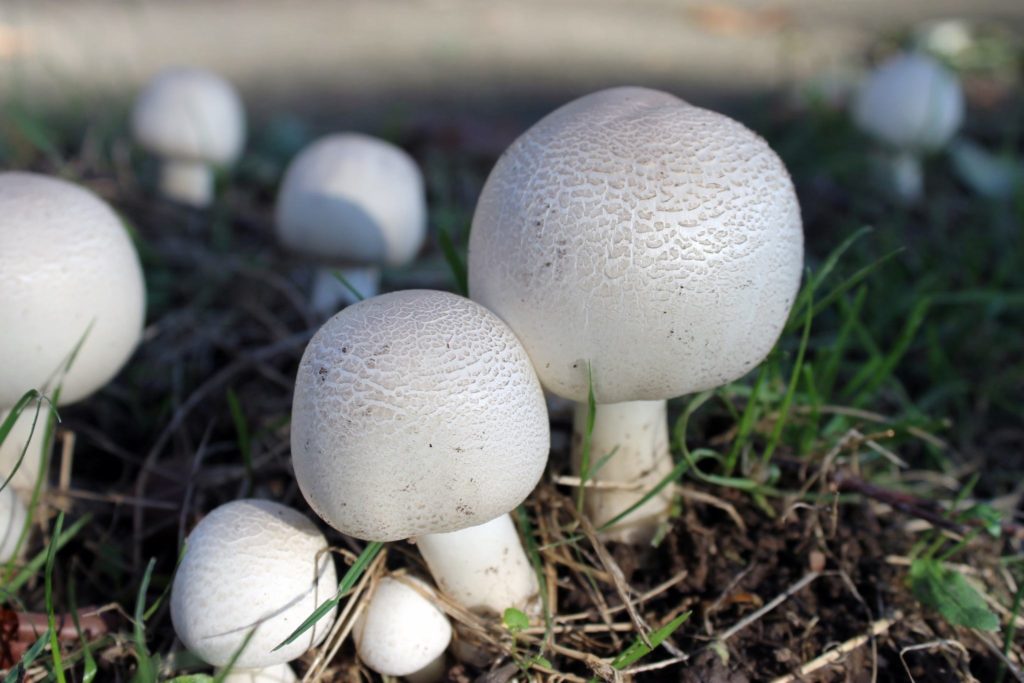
[
  {"x1": 170, "y1": 500, "x2": 338, "y2": 669},
  {"x1": 853, "y1": 52, "x2": 964, "y2": 153},
  {"x1": 132, "y1": 67, "x2": 246, "y2": 164},
  {"x1": 354, "y1": 576, "x2": 451, "y2": 677},
  {"x1": 291, "y1": 289, "x2": 549, "y2": 542},
  {"x1": 468, "y1": 86, "x2": 804, "y2": 404},
  {"x1": 0, "y1": 172, "x2": 146, "y2": 408},
  {"x1": 274, "y1": 133, "x2": 427, "y2": 266}
]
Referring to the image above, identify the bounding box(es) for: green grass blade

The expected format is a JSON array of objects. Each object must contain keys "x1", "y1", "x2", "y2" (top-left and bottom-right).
[
  {"x1": 438, "y1": 225, "x2": 468, "y2": 296},
  {"x1": 132, "y1": 558, "x2": 158, "y2": 683},
  {"x1": 2, "y1": 626, "x2": 53, "y2": 683},
  {"x1": 0, "y1": 389, "x2": 46, "y2": 491},
  {"x1": 1, "y1": 514, "x2": 92, "y2": 598},
  {"x1": 724, "y1": 364, "x2": 768, "y2": 476},
  {"x1": 786, "y1": 225, "x2": 872, "y2": 332},
  {"x1": 226, "y1": 388, "x2": 253, "y2": 496},
  {"x1": 330, "y1": 270, "x2": 365, "y2": 302},
  {"x1": 575, "y1": 364, "x2": 597, "y2": 516},
  {"x1": 68, "y1": 572, "x2": 98, "y2": 683},
  {"x1": 808, "y1": 247, "x2": 904, "y2": 321},
  {"x1": 274, "y1": 541, "x2": 383, "y2": 651},
  {"x1": 761, "y1": 281, "x2": 813, "y2": 466},
  {"x1": 45, "y1": 512, "x2": 67, "y2": 683},
  {"x1": 588, "y1": 610, "x2": 691, "y2": 681},
  {"x1": 515, "y1": 506, "x2": 553, "y2": 649},
  {"x1": 211, "y1": 628, "x2": 258, "y2": 683}
]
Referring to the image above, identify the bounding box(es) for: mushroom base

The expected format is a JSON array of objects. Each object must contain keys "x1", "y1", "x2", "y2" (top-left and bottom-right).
[
  {"x1": 160, "y1": 159, "x2": 215, "y2": 208},
  {"x1": 572, "y1": 399, "x2": 674, "y2": 545},
  {"x1": 310, "y1": 265, "x2": 381, "y2": 316},
  {"x1": 216, "y1": 663, "x2": 297, "y2": 683},
  {"x1": 415, "y1": 513, "x2": 539, "y2": 616}
]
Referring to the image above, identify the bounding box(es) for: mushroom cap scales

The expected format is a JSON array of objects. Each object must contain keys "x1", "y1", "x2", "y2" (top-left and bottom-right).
[
  {"x1": 291, "y1": 290, "x2": 549, "y2": 542},
  {"x1": 469, "y1": 87, "x2": 804, "y2": 404}
]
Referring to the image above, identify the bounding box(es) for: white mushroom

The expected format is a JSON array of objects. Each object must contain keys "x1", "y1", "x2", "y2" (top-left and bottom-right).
[
  {"x1": 0, "y1": 483, "x2": 27, "y2": 563},
  {"x1": 170, "y1": 499, "x2": 338, "y2": 670},
  {"x1": 133, "y1": 66, "x2": 246, "y2": 207},
  {"x1": 291, "y1": 290, "x2": 549, "y2": 615},
  {"x1": 274, "y1": 134, "x2": 427, "y2": 314},
  {"x1": 353, "y1": 576, "x2": 451, "y2": 680},
  {"x1": 852, "y1": 52, "x2": 964, "y2": 202},
  {"x1": 469, "y1": 86, "x2": 804, "y2": 543},
  {"x1": 0, "y1": 172, "x2": 146, "y2": 409}
]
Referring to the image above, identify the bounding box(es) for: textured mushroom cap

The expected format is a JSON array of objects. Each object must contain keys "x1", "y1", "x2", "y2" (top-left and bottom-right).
[
  {"x1": 274, "y1": 134, "x2": 427, "y2": 267},
  {"x1": 291, "y1": 290, "x2": 549, "y2": 541},
  {"x1": 0, "y1": 172, "x2": 146, "y2": 408},
  {"x1": 219, "y1": 663, "x2": 297, "y2": 683},
  {"x1": 853, "y1": 52, "x2": 963, "y2": 153},
  {"x1": 132, "y1": 67, "x2": 245, "y2": 164},
  {"x1": 468, "y1": 87, "x2": 804, "y2": 404},
  {"x1": 170, "y1": 500, "x2": 338, "y2": 669},
  {"x1": 354, "y1": 577, "x2": 452, "y2": 677},
  {"x1": 0, "y1": 483, "x2": 27, "y2": 563}
]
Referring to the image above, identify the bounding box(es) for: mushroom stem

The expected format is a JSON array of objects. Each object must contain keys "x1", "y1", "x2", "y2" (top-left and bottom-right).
[
  {"x1": 415, "y1": 513, "x2": 538, "y2": 616},
  {"x1": 0, "y1": 405, "x2": 48, "y2": 502},
  {"x1": 310, "y1": 266, "x2": 381, "y2": 316},
  {"x1": 404, "y1": 654, "x2": 447, "y2": 683},
  {"x1": 572, "y1": 400, "x2": 674, "y2": 545},
  {"x1": 159, "y1": 159, "x2": 215, "y2": 208},
  {"x1": 888, "y1": 150, "x2": 924, "y2": 204},
  {"x1": 216, "y1": 663, "x2": 297, "y2": 683},
  {"x1": 1, "y1": 482, "x2": 28, "y2": 563}
]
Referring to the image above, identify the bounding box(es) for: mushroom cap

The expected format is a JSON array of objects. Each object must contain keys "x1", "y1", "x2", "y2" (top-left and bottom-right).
[
  {"x1": 853, "y1": 52, "x2": 964, "y2": 153},
  {"x1": 291, "y1": 290, "x2": 549, "y2": 542},
  {"x1": 0, "y1": 172, "x2": 146, "y2": 408},
  {"x1": 468, "y1": 86, "x2": 804, "y2": 404},
  {"x1": 170, "y1": 499, "x2": 338, "y2": 669},
  {"x1": 0, "y1": 483, "x2": 27, "y2": 563},
  {"x1": 274, "y1": 133, "x2": 427, "y2": 267},
  {"x1": 354, "y1": 576, "x2": 452, "y2": 677},
  {"x1": 132, "y1": 67, "x2": 246, "y2": 165}
]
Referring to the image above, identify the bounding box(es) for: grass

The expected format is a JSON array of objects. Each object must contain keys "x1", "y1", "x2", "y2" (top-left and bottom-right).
[{"x1": 0, "y1": 26, "x2": 1022, "y2": 682}]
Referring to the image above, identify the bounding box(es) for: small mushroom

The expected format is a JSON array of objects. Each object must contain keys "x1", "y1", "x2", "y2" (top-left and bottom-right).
[
  {"x1": 171, "y1": 499, "x2": 338, "y2": 671},
  {"x1": 0, "y1": 172, "x2": 146, "y2": 409},
  {"x1": 852, "y1": 52, "x2": 964, "y2": 202},
  {"x1": 468, "y1": 87, "x2": 804, "y2": 543},
  {"x1": 291, "y1": 290, "x2": 549, "y2": 615},
  {"x1": 132, "y1": 66, "x2": 246, "y2": 207},
  {"x1": 353, "y1": 576, "x2": 451, "y2": 681},
  {"x1": 274, "y1": 134, "x2": 427, "y2": 315}
]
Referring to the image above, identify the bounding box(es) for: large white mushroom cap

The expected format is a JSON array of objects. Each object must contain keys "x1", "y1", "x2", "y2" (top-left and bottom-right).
[
  {"x1": 274, "y1": 133, "x2": 427, "y2": 267},
  {"x1": 853, "y1": 52, "x2": 964, "y2": 153},
  {"x1": 170, "y1": 499, "x2": 338, "y2": 669},
  {"x1": 132, "y1": 67, "x2": 246, "y2": 165},
  {"x1": 291, "y1": 290, "x2": 549, "y2": 542},
  {"x1": 468, "y1": 86, "x2": 804, "y2": 404},
  {"x1": 0, "y1": 172, "x2": 146, "y2": 408},
  {"x1": 354, "y1": 576, "x2": 452, "y2": 677}
]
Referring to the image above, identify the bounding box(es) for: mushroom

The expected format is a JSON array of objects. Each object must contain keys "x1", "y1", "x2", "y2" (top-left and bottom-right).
[
  {"x1": 468, "y1": 87, "x2": 804, "y2": 544},
  {"x1": 0, "y1": 172, "x2": 146, "y2": 409},
  {"x1": 274, "y1": 133, "x2": 427, "y2": 315},
  {"x1": 132, "y1": 66, "x2": 246, "y2": 207},
  {"x1": 171, "y1": 499, "x2": 338, "y2": 672},
  {"x1": 852, "y1": 52, "x2": 964, "y2": 202},
  {"x1": 353, "y1": 576, "x2": 451, "y2": 681},
  {"x1": 291, "y1": 290, "x2": 549, "y2": 615},
  {"x1": 0, "y1": 482, "x2": 27, "y2": 563}
]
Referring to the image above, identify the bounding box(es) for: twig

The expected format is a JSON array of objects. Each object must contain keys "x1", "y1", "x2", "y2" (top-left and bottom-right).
[
  {"x1": 770, "y1": 612, "x2": 900, "y2": 683},
  {"x1": 714, "y1": 571, "x2": 821, "y2": 643}
]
